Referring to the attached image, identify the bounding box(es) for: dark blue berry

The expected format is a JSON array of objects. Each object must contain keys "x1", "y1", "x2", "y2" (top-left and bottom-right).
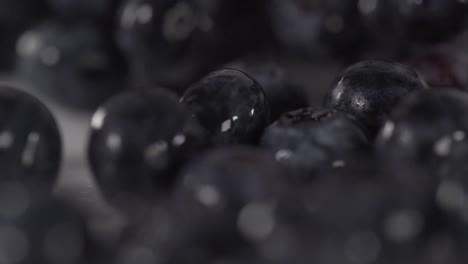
[
  {"x1": 88, "y1": 89, "x2": 207, "y2": 202},
  {"x1": 261, "y1": 108, "x2": 369, "y2": 183},
  {"x1": 324, "y1": 60, "x2": 427, "y2": 137},
  {"x1": 0, "y1": 86, "x2": 61, "y2": 191},
  {"x1": 225, "y1": 56, "x2": 308, "y2": 120},
  {"x1": 181, "y1": 69, "x2": 270, "y2": 145},
  {"x1": 15, "y1": 21, "x2": 127, "y2": 110}
]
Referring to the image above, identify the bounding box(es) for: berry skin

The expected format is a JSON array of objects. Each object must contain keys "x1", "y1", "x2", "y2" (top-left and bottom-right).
[
  {"x1": 225, "y1": 56, "x2": 308, "y2": 120},
  {"x1": 409, "y1": 49, "x2": 468, "y2": 90},
  {"x1": 181, "y1": 69, "x2": 270, "y2": 145},
  {"x1": 323, "y1": 60, "x2": 427, "y2": 137},
  {"x1": 261, "y1": 108, "x2": 369, "y2": 183},
  {"x1": 15, "y1": 21, "x2": 127, "y2": 110},
  {"x1": 172, "y1": 147, "x2": 288, "y2": 251},
  {"x1": 0, "y1": 86, "x2": 61, "y2": 191},
  {"x1": 88, "y1": 89, "x2": 207, "y2": 202}
]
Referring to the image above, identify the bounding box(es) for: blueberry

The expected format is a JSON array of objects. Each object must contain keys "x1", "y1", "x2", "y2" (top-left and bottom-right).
[
  {"x1": 15, "y1": 21, "x2": 127, "y2": 110},
  {"x1": 172, "y1": 147, "x2": 288, "y2": 250},
  {"x1": 261, "y1": 108, "x2": 369, "y2": 183},
  {"x1": 47, "y1": 0, "x2": 121, "y2": 22},
  {"x1": 376, "y1": 0, "x2": 468, "y2": 43},
  {"x1": 267, "y1": 0, "x2": 366, "y2": 60},
  {"x1": 410, "y1": 49, "x2": 468, "y2": 90},
  {"x1": 0, "y1": 195, "x2": 96, "y2": 264},
  {"x1": 323, "y1": 60, "x2": 427, "y2": 137},
  {"x1": 88, "y1": 89, "x2": 207, "y2": 202},
  {"x1": 0, "y1": 86, "x2": 61, "y2": 191},
  {"x1": 181, "y1": 69, "x2": 270, "y2": 145},
  {"x1": 225, "y1": 56, "x2": 308, "y2": 120},
  {"x1": 117, "y1": 0, "x2": 252, "y2": 91}
]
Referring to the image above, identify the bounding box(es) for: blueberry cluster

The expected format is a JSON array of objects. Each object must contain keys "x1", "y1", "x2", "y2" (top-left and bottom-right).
[{"x1": 2, "y1": 0, "x2": 468, "y2": 263}]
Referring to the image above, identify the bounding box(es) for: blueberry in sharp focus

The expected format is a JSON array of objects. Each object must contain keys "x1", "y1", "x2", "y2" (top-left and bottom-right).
[
  {"x1": 225, "y1": 56, "x2": 308, "y2": 120},
  {"x1": 15, "y1": 21, "x2": 127, "y2": 110},
  {"x1": 181, "y1": 69, "x2": 270, "y2": 145},
  {"x1": 88, "y1": 89, "x2": 207, "y2": 202},
  {"x1": 172, "y1": 147, "x2": 288, "y2": 250},
  {"x1": 409, "y1": 49, "x2": 468, "y2": 90},
  {"x1": 323, "y1": 60, "x2": 427, "y2": 138},
  {"x1": 0, "y1": 86, "x2": 61, "y2": 191},
  {"x1": 261, "y1": 108, "x2": 369, "y2": 183}
]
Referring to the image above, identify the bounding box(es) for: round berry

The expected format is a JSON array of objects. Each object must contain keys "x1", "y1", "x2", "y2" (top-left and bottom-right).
[
  {"x1": 225, "y1": 56, "x2": 308, "y2": 120},
  {"x1": 323, "y1": 60, "x2": 427, "y2": 137},
  {"x1": 88, "y1": 89, "x2": 207, "y2": 202},
  {"x1": 0, "y1": 86, "x2": 61, "y2": 190},
  {"x1": 181, "y1": 69, "x2": 270, "y2": 145},
  {"x1": 261, "y1": 108, "x2": 369, "y2": 183}
]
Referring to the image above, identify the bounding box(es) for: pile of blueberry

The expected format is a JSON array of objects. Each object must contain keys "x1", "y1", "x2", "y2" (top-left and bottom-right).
[{"x1": 3, "y1": 0, "x2": 468, "y2": 263}]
